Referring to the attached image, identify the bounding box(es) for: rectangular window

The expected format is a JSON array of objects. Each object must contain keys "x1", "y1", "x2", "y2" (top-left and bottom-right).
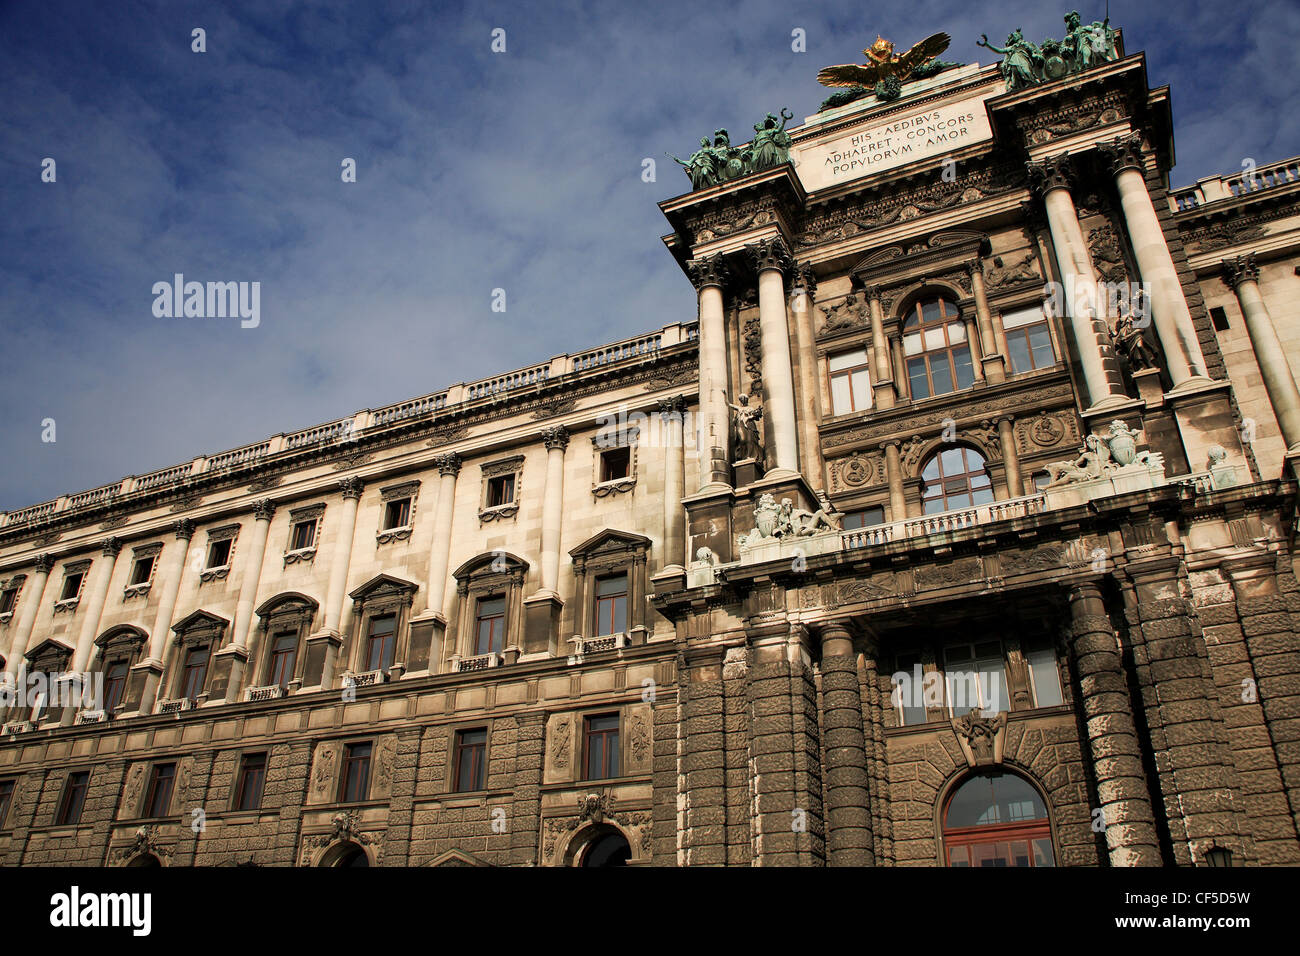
[
  {"x1": 365, "y1": 615, "x2": 397, "y2": 673},
  {"x1": 842, "y1": 507, "x2": 886, "y2": 530},
  {"x1": 339, "y1": 742, "x2": 372, "y2": 803},
  {"x1": 945, "y1": 641, "x2": 1007, "y2": 716},
  {"x1": 583, "y1": 713, "x2": 621, "y2": 780},
  {"x1": 269, "y1": 630, "x2": 298, "y2": 688},
  {"x1": 290, "y1": 518, "x2": 317, "y2": 551},
  {"x1": 829, "y1": 349, "x2": 872, "y2": 415},
  {"x1": 180, "y1": 645, "x2": 210, "y2": 700},
  {"x1": 129, "y1": 556, "x2": 155, "y2": 586},
  {"x1": 599, "y1": 447, "x2": 631, "y2": 482},
  {"x1": 486, "y1": 474, "x2": 515, "y2": 508},
  {"x1": 59, "y1": 573, "x2": 84, "y2": 602},
  {"x1": 55, "y1": 771, "x2": 89, "y2": 826},
  {"x1": 103, "y1": 661, "x2": 129, "y2": 712},
  {"x1": 594, "y1": 574, "x2": 628, "y2": 637},
  {"x1": 907, "y1": 356, "x2": 931, "y2": 400},
  {"x1": 206, "y1": 538, "x2": 232, "y2": 569},
  {"x1": 0, "y1": 585, "x2": 17, "y2": 615},
  {"x1": 453, "y1": 729, "x2": 488, "y2": 793},
  {"x1": 0, "y1": 779, "x2": 13, "y2": 827},
  {"x1": 144, "y1": 763, "x2": 176, "y2": 818},
  {"x1": 1210, "y1": 306, "x2": 1230, "y2": 331},
  {"x1": 382, "y1": 498, "x2": 411, "y2": 530},
  {"x1": 475, "y1": 596, "x2": 507, "y2": 655},
  {"x1": 233, "y1": 753, "x2": 267, "y2": 811},
  {"x1": 892, "y1": 652, "x2": 928, "y2": 726},
  {"x1": 1026, "y1": 643, "x2": 1064, "y2": 708},
  {"x1": 1003, "y1": 305, "x2": 1056, "y2": 373}
]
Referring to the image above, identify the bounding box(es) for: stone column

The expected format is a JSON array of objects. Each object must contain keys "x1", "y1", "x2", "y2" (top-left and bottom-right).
[
  {"x1": 658, "y1": 397, "x2": 687, "y2": 569},
  {"x1": 1028, "y1": 156, "x2": 1128, "y2": 410},
  {"x1": 1067, "y1": 582, "x2": 1163, "y2": 866},
  {"x1": 538, "y1": 426, "x2": 568, "y2": 596},
  {"x1": 1225, "y1": 254, "x2": 1300, "y2": 450},
  {"x1": 889, "y1": 332, "x2": 910, "y2": 401},
  {"x1": 969, "y1": 262, "x2": 1007, "y2": 382},
  {"x1": 59, "y1": 539, "x2": 122, "y2": 724},
  {"x1": 964, "y1": 315, "x2": 986, "y2": 384},
  {"x1": 70, "y1": 538, "x2": 121, "y2": 674},
  {"x1": 1100, "y1": 135, "x2": 1209, "y2": 387},
  {"x1": 819, "y1": 622, "x2": 873, "y2": 865},
  {"x1": 687, "y1": 255, "x2": 731, "y2": 487},
  {"x1": 865, "y1": 287, "x2": 896, "y2": 410},
  {"x1": 425, "y1": 453, "x2": 462, "y2": 617},
  {"x1": 137, "y1": 520, "x2": 195, "y2": 713},
  {"x1": 998, "y1": 417, "x2": 1023, "y2": 497},
  {"x1": 883, "y1": 441, "x2": 906, "y2": 521},
  {"x1": 308, "y1": 476, "x2": 363, "y2": 689},
  {"x1": 220, "y1": 499, "x2": 275, "y2": 702},
  {"x1": 2, "y1": 554, "x2": 54, "y2": 677},
  {"x1": 749, "y1": 238, "x2": 800, "y2": 474},
  {"x1": 790, "y1": 266, "x2": 825, "y2": 488}
]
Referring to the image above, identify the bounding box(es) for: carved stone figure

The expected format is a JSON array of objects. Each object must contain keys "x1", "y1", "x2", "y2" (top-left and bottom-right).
[
  {"x1": 952, "y1": 709, "x2": 1007, "y2": 767},
  {"x1": 780, "y1": 497, "x2": 843, "y2": 536},
  {"x1": 1111, "y1": 311, "x2": 1159, "y2": 373},
  {"x1": 738, "y1": 493, "x2": 783, "y2": 549},
  {"x1": 1042, "y1": 434, "x2": 1111, "y2": 487},
  {"x1": 691, "y1": 547, "x2": 718, "y2": 568},
  {"x1": 730, "y1": 393, "x2": 765, "y2": 466}
]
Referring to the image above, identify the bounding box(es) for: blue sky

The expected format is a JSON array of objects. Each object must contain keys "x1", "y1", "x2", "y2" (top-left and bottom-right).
[{"x1": 1, "y1": 0, "x2": 1296, "y2": 511}]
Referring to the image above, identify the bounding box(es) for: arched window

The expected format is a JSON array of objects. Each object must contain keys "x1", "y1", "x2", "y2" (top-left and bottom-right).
[
  {"x1": 942, "y1": 771, "x2": 1054, "y2": 867},
  {"x1": 921, "y1": 446, "x2": 994, "y2": 514},
  {"x1": 903, "y1": 297, "x2": 974, "y2": 399}
]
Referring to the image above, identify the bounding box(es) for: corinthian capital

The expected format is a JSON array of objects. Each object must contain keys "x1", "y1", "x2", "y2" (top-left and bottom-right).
[
  {"x1": 746, "y1": 237, "x2": 793, "y2": 275},
  {"x1": 1097, "y1": 134, "x2": 1145, "y2": 176},
  {"x1": 1025, "y1": 156, "x2": 1073, "y2": 197},
  {"x1": 34, "y1": 553, "x2": 55, "y2": 574},
  {"x1": 338, "y1": 476, "x2": 365, "y2": 500},
  {"x1": 793, "y1": 262, "x2": 817, "y2": 296},
  {"x1": 172, "y1": 519, "x2": 196, "y2": 541},
  {"x1": 252, "y1": 498, "x2": 277, "y2": 521},
  {"x1": 1223, "y1": 253, "x2": 1259, "y2": 289},
  {"x1": 686, "y1": 254, "x2": 728, "y2": 291},
  {"x1": 542, "y1": 425, "x2": 570, "y2": 451},
  {"x1": 101, "y1": 536, "x2": 123, "y2": 558},
  {"x1": 434, "y1": 451, "x2": 462, "y2": 477}
]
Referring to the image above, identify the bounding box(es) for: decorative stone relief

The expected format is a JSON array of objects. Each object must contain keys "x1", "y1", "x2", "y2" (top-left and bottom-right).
[
  {"x1": 915, "y1": 557, "x2": 983, "y2": 591},
  {"x1": 817, "y1": 294, "x2": 869, "y2": 336},
  {"x1": 828, "y1": 451, "x2": 885, "y2": 492},
  {"x1": 120, "y1": 763, "x2": 147, "y2": 819},
  {"x1": 307, "y1": 741, "x2": 342, "y2": 806},
  {"x1": 625, "y1": 705, "x2": 653, "y2": 772},
  {"x1": 951, "y1": 709, "x2": 1007, "y2": 767},
  {"x1": 371, "y1": 735, "x2": 398, "y2": 799},
  {"x1": 110, "y1": 825, "x2": 174, "y2": 866},
  {"x1": 544, "y1": 713, "x2": 577, "y2": 783},
  {"x1": 983, "y1": 251, "x2": 1040, "y2": 290}
]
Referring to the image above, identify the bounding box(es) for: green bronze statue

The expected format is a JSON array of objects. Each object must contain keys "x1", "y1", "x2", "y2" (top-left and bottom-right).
[
  {"x1": 979, "y1": 11, "x2": 1119, "y2": 91},
  {"x1": 749, "y1": 109, "x2": 794, "y2": 172},
  {"x1": 673, "y1": 112, "x2": 795, "y2": 190},
  {"x1": 977, "y1": 28, "x2": 1043, "y2": 91}
]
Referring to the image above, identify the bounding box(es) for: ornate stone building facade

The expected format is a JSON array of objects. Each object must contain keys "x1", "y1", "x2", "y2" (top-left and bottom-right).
[{"x1": 1, "y1": 23, "x2": 1299, "y2": 867}]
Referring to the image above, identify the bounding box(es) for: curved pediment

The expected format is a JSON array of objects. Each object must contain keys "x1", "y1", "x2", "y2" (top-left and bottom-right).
[
  {"x1": 96, "y1": 624, "x2": 149, "y2": 648},
  {"x1": 255, "y1": 590, "x2": 320, "y2": 617},
  {"x1": 453, "y1": 552, "x2": 529, "y2": 581}
]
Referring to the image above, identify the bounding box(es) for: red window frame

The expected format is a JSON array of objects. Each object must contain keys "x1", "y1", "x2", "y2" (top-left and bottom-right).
[
  {"x1": 904, "y1": 298, "x2": 973, "y2": 399},
  {"x1": 144, "y1": 763, "x2": 176, "y2": 819},
  {"x1": 582, "y1": 713, "x2": 621, "y2": 780},
  {"x1": 268, "y1": 630, "x2": 298, "y2": 687},
  {"x1": 55, "y1": 771, "x2": 89, "y2": 826},
  {"x1": 594, "y1": 574, "x2": 628, "y2": 637},
  {"x1": 453, "y1": 729, "x2": 488, "y2": 793},
  {"x1": 475, "y1": 597, "x2": 506, "y2": 655},
  {"x1": 365, "y1": 615, "x2": 397, "y2": 673},
  {"x1": 338, "y1": 742, "x2": 372, "y2": 803},
  {"x1": 233, "y1": 753, "x2": 267, "y2": 811}
]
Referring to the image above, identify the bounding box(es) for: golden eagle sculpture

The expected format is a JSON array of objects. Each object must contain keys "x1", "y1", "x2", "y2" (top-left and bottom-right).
[{"x1": 817, "y1": 32, "x2": 952, "y2": 89}]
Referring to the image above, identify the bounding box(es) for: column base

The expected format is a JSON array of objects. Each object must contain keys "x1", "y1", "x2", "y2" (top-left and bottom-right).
[
  {"x1": 211, "y1": 644, "x2": 249, "y2": 703},
  {"x1": 406, "y1": 612, "x2": 446, "y2": 674},
  {"x1": 303, "y1": 630, "x2": 343, "y2": 690},
  {"x1": 129, "y1": 658, "x2": 165, "y2": 716},
  {"x1": 981, "y1": 354, "x2": 1007, "y2": 383},
  {"x1": 522, "y1": 593, "x2": 563, "y2": 656}
]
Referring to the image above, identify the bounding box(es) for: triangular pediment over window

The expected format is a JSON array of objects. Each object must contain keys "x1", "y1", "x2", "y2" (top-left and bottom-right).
[
  {"x1": 568, "y1": 528, "x2": 651, "y2": 560},
  {"x1": 426, "y1": 848, "x2": 491, "y2": 867},
  {"x1": 348, "y1": 573, "x2": 418, "y2": 602},
  {"x1": 171, "y1": 609, "x2": 230, "y2": 635}
]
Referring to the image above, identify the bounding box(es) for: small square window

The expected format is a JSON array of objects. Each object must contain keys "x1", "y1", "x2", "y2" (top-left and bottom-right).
[
  {"x1": 290, "y1": 519, "x2": 317, "y2": 551},
  {"x1": 383, "y1": 498, "x2": 411, "y2": 531},
  {"x1": 453, "y1": 729, "x2": 488, "y2": 793},
  {"x1": 339, "y1": 742, "x2": 372, "y2": 803},
  {"x1": 129, "y1": 556, "x2": 155, "y2": 586},
  {"x1": 207, "y1": 539, "x2": 232, "y2": 569},
  {"x1": 59, "y1": 573, "x2": 85, "y2": 602},
  {"x1": 233, "y1": 753, "x2": 268, "y2": 812},
  {"x1": 599, "y1": 447, "x2": 631, "y2": 483},
  {"x1": 486, "y1": 475, "x2": 515, "y2": 508},
  {"x1": 55, "y1": 771, "x2": 89, "y2": 826}
]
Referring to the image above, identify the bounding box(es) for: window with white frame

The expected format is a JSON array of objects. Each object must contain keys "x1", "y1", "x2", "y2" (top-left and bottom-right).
[
  {"x1": 1002, "y1": 304, "x2": 1056, "y2": 374},
  {"x1": 828, "y1": 348, "x2": 872, "y2": 415}
]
